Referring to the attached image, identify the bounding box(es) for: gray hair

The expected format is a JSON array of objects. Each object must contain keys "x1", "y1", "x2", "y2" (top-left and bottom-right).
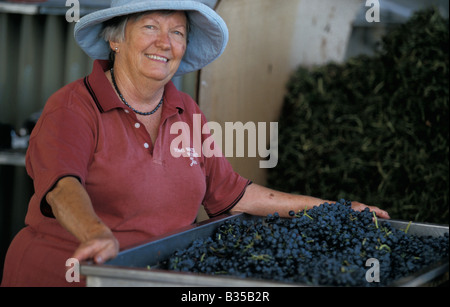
[{"x1": 100, "y1": 10, "x2": 190, "y2": 62}]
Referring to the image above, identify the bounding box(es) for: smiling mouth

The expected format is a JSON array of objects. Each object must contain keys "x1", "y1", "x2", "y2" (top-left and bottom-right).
[{"x1": 145, "y1": 54, "x2": 169, "y2": 63}]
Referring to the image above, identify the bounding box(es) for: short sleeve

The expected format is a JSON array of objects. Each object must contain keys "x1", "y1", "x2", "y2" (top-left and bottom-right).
[
  {"x1": 26, "y1": 89, "x2": 97, "y2": 217},
  {"x1": 202, "y1": 155, "x2": 251, "y2": 217},
  {"x1": 199, "y1": 114, "x2": 251, "y2": 217}
]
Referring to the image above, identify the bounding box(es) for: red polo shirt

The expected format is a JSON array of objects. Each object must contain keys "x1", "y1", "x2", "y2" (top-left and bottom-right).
[{"x1": 2, "y1": 60, "x2": 249, "y2": 286}]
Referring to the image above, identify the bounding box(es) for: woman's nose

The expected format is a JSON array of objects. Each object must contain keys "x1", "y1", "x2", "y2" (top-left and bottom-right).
[{"x1": 155, "y1": 31, "x2": 171, "y2": 50}]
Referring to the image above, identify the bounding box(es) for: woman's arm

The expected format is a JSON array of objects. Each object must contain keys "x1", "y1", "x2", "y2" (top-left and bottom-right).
[
  {"x1": 231, "y1": 183, "x2": 390, "y2": 219},
  {"x1": 45, "y1": 176, "x2": 119, "y2": 263}
]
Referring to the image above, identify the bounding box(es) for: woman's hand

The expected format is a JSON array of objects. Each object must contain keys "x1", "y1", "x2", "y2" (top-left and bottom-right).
[
  {"x1": 46, "y1": 176, "x2": 120, "y2": 264},
  {"x1": 71, "y1": 228, "x2": 119, "y2": 264},
  {"x1": 351, "y1": 201, "x2": 390, "y2": 219}
]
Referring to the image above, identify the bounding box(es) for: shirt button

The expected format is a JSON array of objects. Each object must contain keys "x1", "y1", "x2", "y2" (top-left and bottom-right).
[
  {"x1": 124, "y1": 109, "x2": 129, "y2": 113},
  {"x1": 144, "y1": 143, "x2": 150, "y2": 149},
  {"x1": 134, "y1": 123, "x2": 141, "y2": 129}
]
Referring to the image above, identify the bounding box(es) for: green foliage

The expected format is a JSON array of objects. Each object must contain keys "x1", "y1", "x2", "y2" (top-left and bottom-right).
[{"x1": 268, "y1": 8, "x2": 449, "y2": 224}]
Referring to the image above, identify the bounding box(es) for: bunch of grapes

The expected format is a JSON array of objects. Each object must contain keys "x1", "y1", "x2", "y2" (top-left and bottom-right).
[{"x1": 165, "y1": 200, "x2": 448, "y2": 286}]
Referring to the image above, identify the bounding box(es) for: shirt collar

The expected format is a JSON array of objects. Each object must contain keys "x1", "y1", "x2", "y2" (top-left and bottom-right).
[{"x1": 86, "y1": 60, "x2": 186, "y2": 115}]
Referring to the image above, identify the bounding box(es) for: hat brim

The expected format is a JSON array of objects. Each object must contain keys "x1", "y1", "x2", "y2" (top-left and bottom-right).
[{"x1": 74, "y1": 0, "x2": 228, "y2": 76}]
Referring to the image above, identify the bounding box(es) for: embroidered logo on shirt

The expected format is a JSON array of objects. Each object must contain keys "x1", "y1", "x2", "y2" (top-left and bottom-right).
[{"x1": 173, "y1": 147, "x2": 200, "y2": 167}]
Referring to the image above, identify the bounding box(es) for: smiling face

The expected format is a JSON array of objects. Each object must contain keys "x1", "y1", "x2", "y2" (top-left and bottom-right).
[{"x1": 111, "y1": 11, "x2": 188, "y2": 84}]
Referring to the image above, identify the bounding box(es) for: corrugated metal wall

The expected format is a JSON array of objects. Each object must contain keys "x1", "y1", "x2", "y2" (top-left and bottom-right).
[
  {"x1": 1, "y1": 13, "x2": 94, "y2": 128},
  {"x1": 0, "y1": 11, "x2": 95, "y2": 280}
]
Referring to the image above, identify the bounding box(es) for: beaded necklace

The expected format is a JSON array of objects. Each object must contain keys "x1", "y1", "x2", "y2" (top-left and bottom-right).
[{"x1": 110, "y1": 68, "x2": 163, "y2": 116}]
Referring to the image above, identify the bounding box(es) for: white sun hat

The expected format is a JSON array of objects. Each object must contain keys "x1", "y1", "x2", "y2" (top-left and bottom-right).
[{"x1": 74, "y1": 0, "x2": 228, "y2": 76}]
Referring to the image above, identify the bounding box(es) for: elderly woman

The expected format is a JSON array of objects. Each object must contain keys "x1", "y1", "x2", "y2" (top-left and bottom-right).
[{"x1": 1, "y1": 0, "x2": 389, "y2": 287}]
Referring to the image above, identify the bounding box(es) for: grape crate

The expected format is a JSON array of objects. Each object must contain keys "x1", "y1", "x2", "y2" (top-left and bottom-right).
[
  {"x1": 81, "y1": 200, "x2": 449, "y2": 286},
  {"x1": 164, "y1": 200, "x2": 449, "y2": 286}
]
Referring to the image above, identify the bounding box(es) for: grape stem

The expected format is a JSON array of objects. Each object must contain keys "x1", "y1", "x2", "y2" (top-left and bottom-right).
[
  {"x1": 404, "y1": 221, "x2": 412, "y2": 234},
  {"x1": 372, "y1": 211, "x2": 379, "y2": 229},
  {"x1": 304, "y1": 207, "x2": 314, "y2": 220}
]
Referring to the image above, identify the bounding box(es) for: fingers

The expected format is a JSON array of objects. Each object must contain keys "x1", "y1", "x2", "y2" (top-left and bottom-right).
[
  {"x1": 72, "y1": 236, "x2": 119, "y2": 264},
  {"x1": 371, "y1": 207, "x2": 390, "y2": 219},
  {"x1": 363, "y1": 204, "x2": 390, "y2": 219},
  {"x1": 351, "y1": 201, "x2": 390, "y2": 219}
]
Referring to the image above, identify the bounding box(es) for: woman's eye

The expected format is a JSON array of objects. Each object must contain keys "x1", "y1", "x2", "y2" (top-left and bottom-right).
[{"x1": 145, "y1": 25, "x2": 156, "y2": 30}]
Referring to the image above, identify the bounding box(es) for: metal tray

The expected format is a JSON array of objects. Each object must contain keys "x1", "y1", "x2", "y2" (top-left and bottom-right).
[{"x1": 81, "y1": 213, "x2": 449, "y2": 287}]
